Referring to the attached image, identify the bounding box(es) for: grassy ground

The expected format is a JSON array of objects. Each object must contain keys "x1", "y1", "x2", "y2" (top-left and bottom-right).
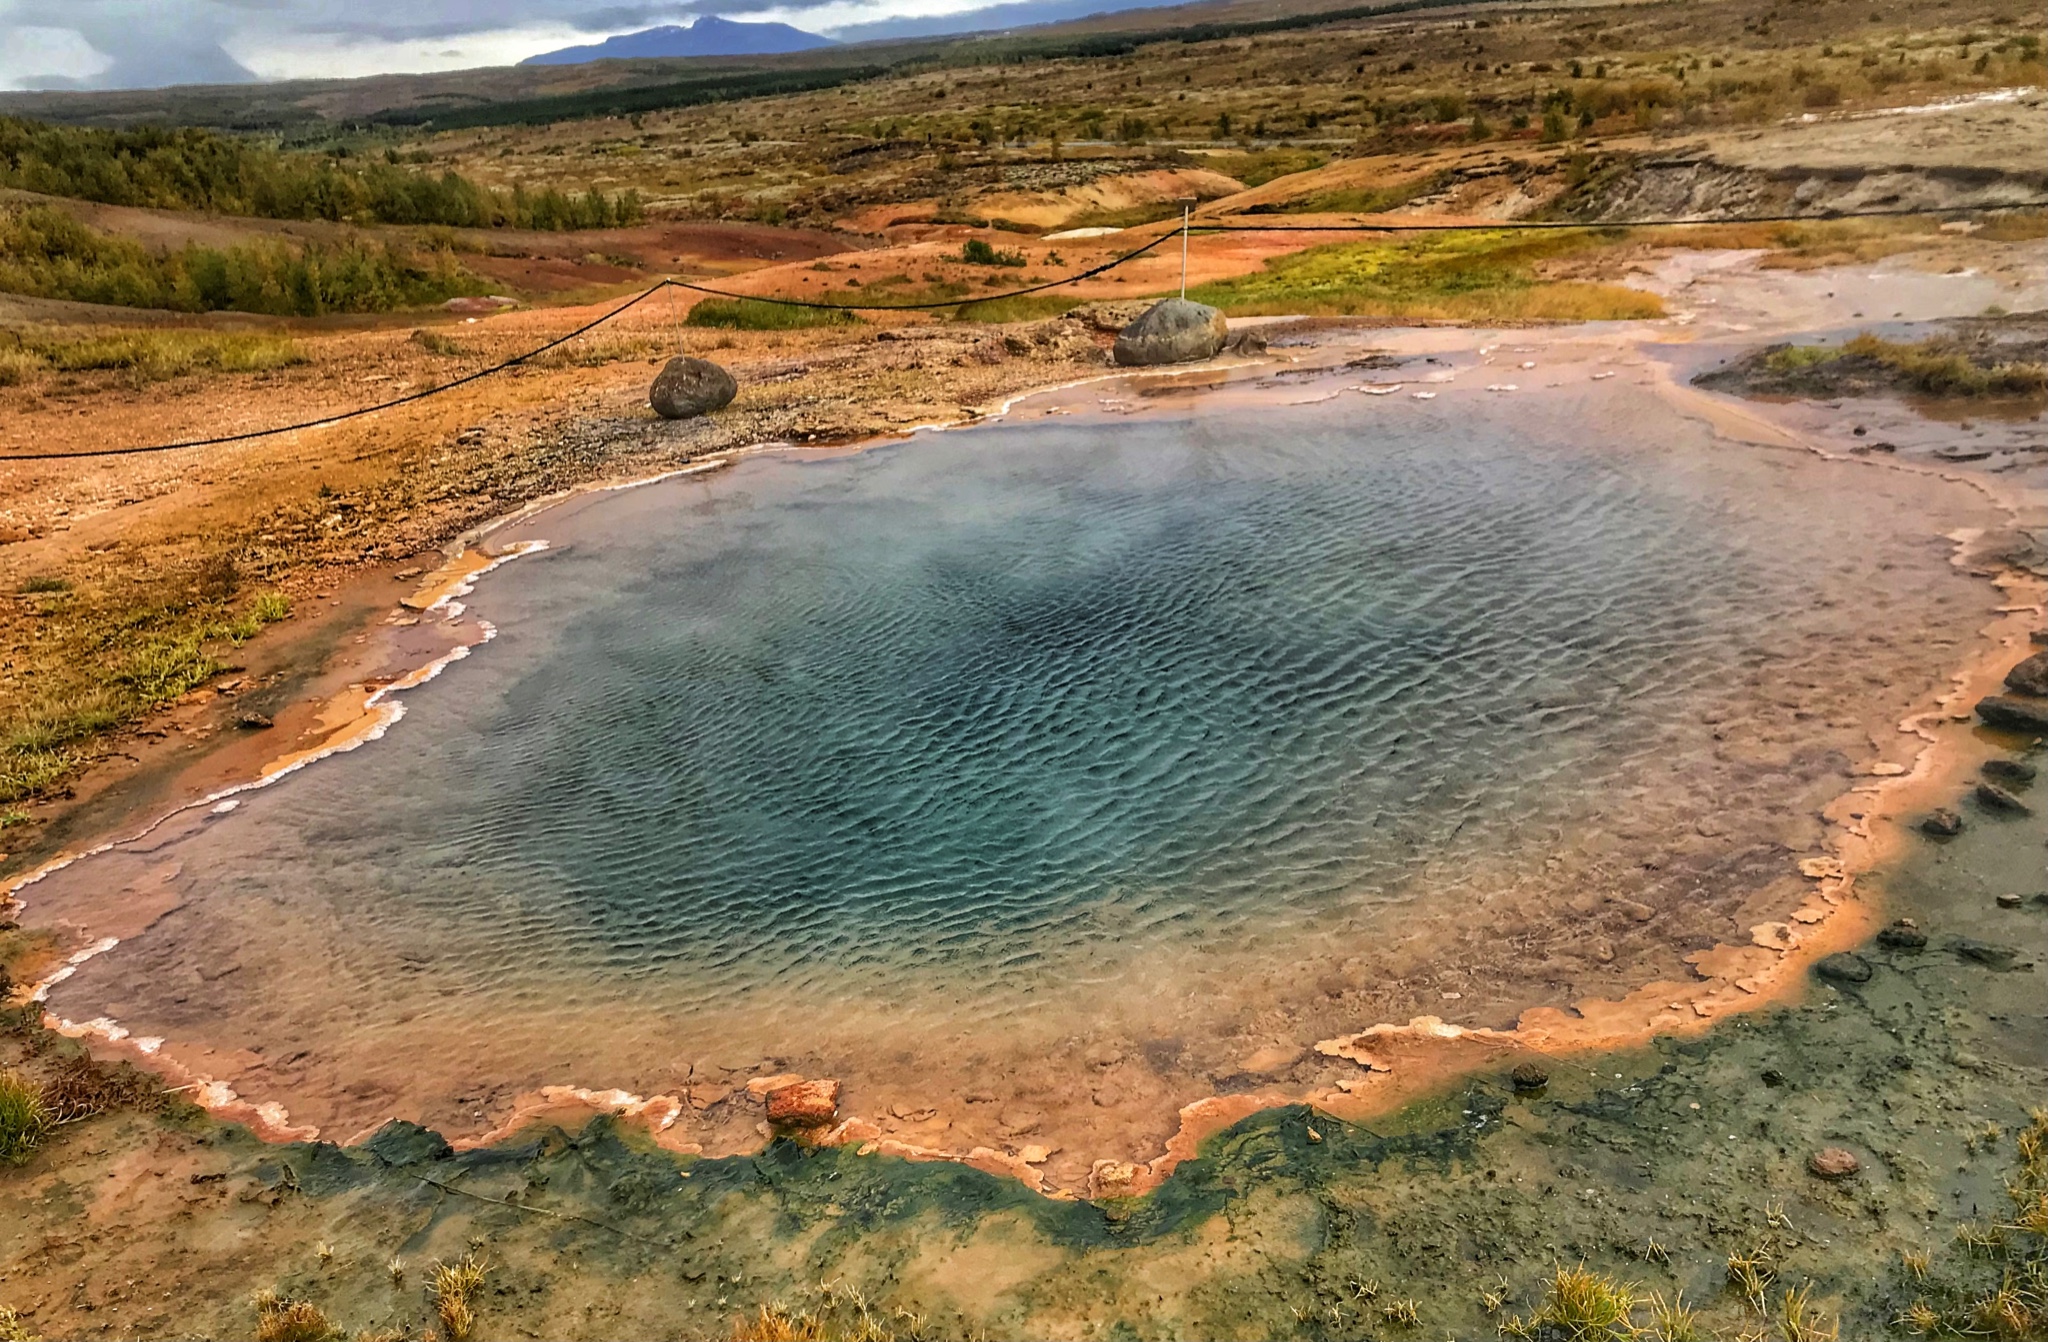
[
  {"x1": 1187, "y1": 230, "x2": 1666, "y2": 321},
  {"x1": 0, "y1": 576, "x2": 290, "y2": 803},
  {"x1": 0, "y1": 328, "x2": 307, "y2": 386},
  {"x1": 684, "y1": 296, "x2": 861, "y2": 329}
]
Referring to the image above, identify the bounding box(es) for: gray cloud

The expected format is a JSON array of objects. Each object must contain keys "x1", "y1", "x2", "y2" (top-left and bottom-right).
[
  {"x1": 6, "y1": 1, "x2": 259, "y2": 89},
  {"x1": 0, "y1": 0, "x2": 1177, "y2": 91}
]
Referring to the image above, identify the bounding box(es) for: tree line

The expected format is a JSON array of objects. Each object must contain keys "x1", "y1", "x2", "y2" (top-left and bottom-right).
[{"x1": 0, "y1": 117, "x2": 644, "y2": 230}]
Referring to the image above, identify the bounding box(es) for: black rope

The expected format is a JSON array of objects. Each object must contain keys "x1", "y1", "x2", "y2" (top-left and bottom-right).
[
  {"x1": 0, "y1": 282, "x2": 674, "y2": 463},
  {"x1": 1180, "y1": 202, "x2": 2046, "y2": 232},
  {"x1": 0, "y1": 201, "x2": 2030, "y2": 463}
]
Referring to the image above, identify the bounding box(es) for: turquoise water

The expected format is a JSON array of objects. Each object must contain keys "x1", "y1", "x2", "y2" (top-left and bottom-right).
[
  {"x1": 263, "y1": 393, "x2": 1751, "y2": 998},
  {"x1": 33, "y1": 374, "x2": 2002, "y2": 1141}
]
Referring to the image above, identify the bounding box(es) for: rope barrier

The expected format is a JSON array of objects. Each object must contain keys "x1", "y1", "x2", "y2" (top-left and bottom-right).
[
  {"x1": 0, "y1": 282, "x2": 675, "y2": 463},
  {"x1": 0, "y1": 202, "x2": 2031, "y2": 463}
]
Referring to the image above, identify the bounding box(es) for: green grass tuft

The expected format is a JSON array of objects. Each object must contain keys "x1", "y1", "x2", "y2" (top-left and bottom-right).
[
  {"x1": 684, "y1": 297, "x2": 859, "y2": 330},
  {"x1": 0, "y1": 1070, "x2": 50, "y2": 1166},
  {"x1": 4, "y1": 328, "x2": 308, "y2": 385},
  {"x1": 1844, "y1": 332, "x2": 2047, "y2": 397}
]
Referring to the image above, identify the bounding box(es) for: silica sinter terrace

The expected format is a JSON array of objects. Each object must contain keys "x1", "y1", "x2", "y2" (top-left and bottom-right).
[{"x1": 28, "y1": 370, "x2": 2003, "y2": 1179}]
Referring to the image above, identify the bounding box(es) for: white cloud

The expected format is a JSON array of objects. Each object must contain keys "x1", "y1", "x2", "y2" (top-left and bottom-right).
[
  {"x1": 753, "y1": 0, "x2": 1025, "y2": 35},
  {"x1": 0, "y1": 25, "x2": 112, "y2": 88},
  {"x1": 229, "y1": 24, "x2": 594, "y2": 80},
  {"x1": 0, "y1": 1, "x2": 1170, "y2": 89}
]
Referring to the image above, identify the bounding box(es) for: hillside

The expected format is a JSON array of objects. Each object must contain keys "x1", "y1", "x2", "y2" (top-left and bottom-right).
[{"x1": 522, "y1": 17, "x2": 836, "y2": 67}]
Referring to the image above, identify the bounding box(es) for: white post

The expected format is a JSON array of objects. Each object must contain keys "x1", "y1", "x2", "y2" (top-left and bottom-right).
[{"x1": 1181, "y1": 204, "x2": 1190, "y2": 299}]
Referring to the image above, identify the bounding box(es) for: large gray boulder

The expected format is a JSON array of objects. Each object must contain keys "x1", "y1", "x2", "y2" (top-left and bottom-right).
[
  {"x1": 1112, "y1": 298, "x2": 1229, "y2": 366},
  {"x1": 650, "y1": 356, "x2": 738, "y2": 420},
  {"x1": 1979, "y1": 695, "x2": 2048, "y2": 733}
]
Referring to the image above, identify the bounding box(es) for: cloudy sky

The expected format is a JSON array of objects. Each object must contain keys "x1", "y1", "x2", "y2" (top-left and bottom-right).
[{"x1": 0, "y1": 0, "x2": 1177, "y2": 91}]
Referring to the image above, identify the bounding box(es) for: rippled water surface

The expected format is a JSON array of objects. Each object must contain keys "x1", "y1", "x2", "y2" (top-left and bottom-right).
[
  {"x1": 33, "y1": 372, "x2": 2002, "y2": 1155},
  {"x1": 289, "y1": 392, "x2": 1760, "y2": 999}
]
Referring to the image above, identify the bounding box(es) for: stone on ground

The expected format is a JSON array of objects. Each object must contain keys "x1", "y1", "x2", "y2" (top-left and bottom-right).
[
  {"x1": 651, "y1": 356, "x2": 738, "y2": 420},
  {"x1": 765, "y1": 1078, "x2": 840, "y2": 1127},
  {"x1": 1112, "y1": 298, "x2": 1229, "y2": 366}
]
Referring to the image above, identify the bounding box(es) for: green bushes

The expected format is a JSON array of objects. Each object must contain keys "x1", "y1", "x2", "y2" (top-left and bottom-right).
[
  {"x1": 961, "y1": 238, "x2": 1027, "y2": 267},
  {"x1": 684, "y1": 297, "x2": 858, "y2": 330},
  {"x1": 0, "y1": 204, "x2": 487, "y2": 315},
  {"x1": 0, "y1": 116, "x2": 644, "y2": 231}
]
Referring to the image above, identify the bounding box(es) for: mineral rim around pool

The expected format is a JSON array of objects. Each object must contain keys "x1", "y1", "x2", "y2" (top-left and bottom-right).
[{"x1": 23, "y1": 354, "x2": 2008, "y2": 1191}]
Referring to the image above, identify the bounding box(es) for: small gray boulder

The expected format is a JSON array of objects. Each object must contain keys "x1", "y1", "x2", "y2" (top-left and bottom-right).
[
  {"x1": 650, "y1": 356, "x2": 738, "y2": 420},
  {"x1": 2006, "y1": 649, "x2": 2048, "y2": 696},
  {"x1": 1112, "y1": 298, "x2": 1229, "y2": 367}
]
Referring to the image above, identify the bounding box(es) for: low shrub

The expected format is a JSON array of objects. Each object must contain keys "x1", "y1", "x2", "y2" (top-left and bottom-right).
[
  {"x1": 961, "y1": 238, "x2": 1027, "y2": 267},
  {"x1": 684, "y1": 297, "x2": 858, "y2": 330}
]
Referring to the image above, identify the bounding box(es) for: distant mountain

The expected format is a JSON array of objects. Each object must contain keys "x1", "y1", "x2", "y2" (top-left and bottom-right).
[
  {"x1": 521, "y1": 16, "x2": 835, "y2": 66},
  {"x1": 831, "y1": 0, "x2": 1187, "y2": 44}
]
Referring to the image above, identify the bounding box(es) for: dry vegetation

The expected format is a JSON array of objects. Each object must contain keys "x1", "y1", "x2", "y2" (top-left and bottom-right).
[{"x1": 392, "y1": 0, "x2": 2044, "y2": 229}]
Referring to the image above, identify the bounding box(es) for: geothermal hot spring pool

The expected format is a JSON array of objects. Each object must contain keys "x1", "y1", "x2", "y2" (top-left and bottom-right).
[{"x1": 25, "y1": 357, "x2": 2005, "y2": 1181}]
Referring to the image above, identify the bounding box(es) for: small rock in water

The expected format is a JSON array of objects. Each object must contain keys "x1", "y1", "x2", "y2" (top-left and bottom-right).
[
  {"x1": 2005, "y1": 650, "x2": 2048, "y2": 697},
  {"x1": 1952, "y1": 939, "x2": 2022, "y2": 970},
  {"x1": 1996, "y1": 893, "x2": 2024, "y2": 909},
  {"x1": 764, "y1": 1078, "x2": 840, "y2": 1127},
  {"x1": 650, "y1": 356, "x2": 738, "y2": 420},
  {"x1": 1760, "y1": 1068, "x2": 1787, "y2": 1088},
  {"x1": 1813, "y1": 952, "x2": 1873, "y2": 984},
  {"x1": 1920, "y1": 809, "x2": 1964, "y2": 837},
  {"x1": 1876, "y1": 919, "x2": 1928, "y2": 951},
  {"x1": 1983, "y1": 758, "x2": 2038, "y2": 785},
  {"x1": 1977, "y1": 695, "x2": 2048, "y2": 733},
  {"x1": 1510, "y1": 1062, "x2": 1550, "y2": 1093},
  {"x1": 1975, "y1": 782, "x2": 2032, "y2": 814},
  {"x1": 1111, "y1": 298, "x2": 1229, "y2": 366},
  {"x1": 235, "y1": 712, "x2": 274, "y2": 730},
  {"x1": 1808, "y1": 1147, "x2": 1860, "y2": 1180}
]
